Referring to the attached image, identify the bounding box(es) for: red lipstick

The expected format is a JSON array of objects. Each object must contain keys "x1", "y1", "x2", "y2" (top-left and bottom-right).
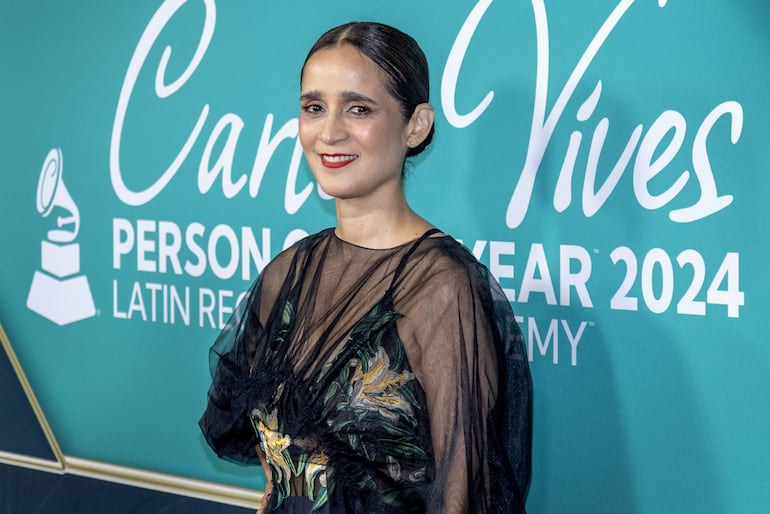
[{"x1": 321, "y1": 154, "x2": 357, "y2": 168}]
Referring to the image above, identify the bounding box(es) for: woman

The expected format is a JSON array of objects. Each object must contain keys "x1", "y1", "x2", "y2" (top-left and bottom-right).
[{"x1": 200, "y1": 22, "x2": 532, "y2": 513}]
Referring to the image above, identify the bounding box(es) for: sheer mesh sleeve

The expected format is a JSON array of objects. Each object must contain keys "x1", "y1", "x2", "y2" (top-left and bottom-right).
[
  {"x1": 198, "y1": 247, "x2": 297, "y2": 465},
  {"x1": 398, "y1": 246, "x2": 532, "y2": 513},
  {"x1": 198, "y1": 275, "x2": 265, "y2": 465}
]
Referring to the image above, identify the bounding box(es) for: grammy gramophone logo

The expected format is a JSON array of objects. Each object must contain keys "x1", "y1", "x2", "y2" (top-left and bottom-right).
[{"x1": 26, "y1": 148, "x2": 96, "y2": 325}]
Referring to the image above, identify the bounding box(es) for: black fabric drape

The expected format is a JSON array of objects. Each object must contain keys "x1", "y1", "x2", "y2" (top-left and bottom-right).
[{"x1": 201, "y1": 228, "x2": 532, "y2": 513}]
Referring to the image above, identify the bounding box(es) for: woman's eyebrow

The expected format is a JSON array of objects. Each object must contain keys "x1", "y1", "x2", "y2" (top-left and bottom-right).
[
  {"x1": 300, "y1": 90, "x2": 379, "y2": 105},
  {"x1": 340, "y1": 91, "x2": 378, "y2": 105},
  {"x1": 300, "y1": 90, "x2": 322, "y2": 102}
]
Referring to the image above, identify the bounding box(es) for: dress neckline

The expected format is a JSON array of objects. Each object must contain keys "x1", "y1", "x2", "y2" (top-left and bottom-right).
[{"x1": 331, "y1": 228, "x2": 443, "y2": 251}]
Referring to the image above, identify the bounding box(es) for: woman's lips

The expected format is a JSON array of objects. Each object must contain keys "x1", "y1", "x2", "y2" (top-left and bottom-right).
[{"x1": 321, "y1": 153, "x2": 357, "y2": 168}]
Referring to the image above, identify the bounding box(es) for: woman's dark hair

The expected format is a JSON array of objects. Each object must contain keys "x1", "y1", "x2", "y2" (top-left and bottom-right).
[{"x1": 302, "y1": 22, "x2": 434, "y2": 158}]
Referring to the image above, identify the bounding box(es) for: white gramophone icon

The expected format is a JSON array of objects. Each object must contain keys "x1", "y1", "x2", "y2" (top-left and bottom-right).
[{"x1": 26, "y1": 148, "x2": 96, "y2": 325}]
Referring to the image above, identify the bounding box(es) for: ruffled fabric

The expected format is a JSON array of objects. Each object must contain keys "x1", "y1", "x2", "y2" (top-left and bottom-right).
[{"x1": 200, "y1": 228, "x2": 531, "y2": 513}]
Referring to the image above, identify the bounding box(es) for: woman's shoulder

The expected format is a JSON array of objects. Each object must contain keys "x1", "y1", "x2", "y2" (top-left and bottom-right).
[
  {"x1": 418, "y1": 232, "x2": 490, "y2": 283},
  {"x1": 256, "y1": 228, "x2": 334, "y2": 294},
  {"x1": 261, "y1": 228, "x2": 334, "y2": 274},
  {"x1": 393, "y1": 232, "x2": 493, "y2": 308},
  {"x1": 420, "y1": 231, "x2": 516, "y2": 310}
]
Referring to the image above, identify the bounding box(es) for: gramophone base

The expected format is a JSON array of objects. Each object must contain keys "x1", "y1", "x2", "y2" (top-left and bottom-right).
[{"x1": 26, "y1": 271, "x2": 96, "y2": 326}]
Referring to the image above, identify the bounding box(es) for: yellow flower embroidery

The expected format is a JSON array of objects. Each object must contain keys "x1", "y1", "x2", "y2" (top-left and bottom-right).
[
  {"x1": 348, "y1": 347, "x2": 415, "y2": 421},
  {"x1": 254, "y1": 409, "x2": 292, "y2": 485}
]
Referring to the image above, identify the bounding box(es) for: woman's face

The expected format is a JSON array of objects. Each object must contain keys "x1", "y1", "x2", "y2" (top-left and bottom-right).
[{"x1": 299, "y1": 44, "x2": 413, "y2": 202}]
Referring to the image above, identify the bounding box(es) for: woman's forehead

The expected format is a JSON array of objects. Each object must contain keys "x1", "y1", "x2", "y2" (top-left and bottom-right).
[{"x1": 301, "y1": 45, "x2": 388, "y2": 93}]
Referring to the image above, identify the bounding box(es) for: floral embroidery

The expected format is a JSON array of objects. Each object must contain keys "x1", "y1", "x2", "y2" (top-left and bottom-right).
[
  {"x1": 348, "y1": 347, "x2": 415, "y2": 421},
  {"x1": 252, "y1": 408, "x2": 292, "y2": 492},
  {"x1": 252, "y1": 299, "x2": 428, "y2": 511},
  {"x1": 304, "y1": 451, "x2": 329, "y2": 509},
  {"x1": 386, "y1": 455, "x2": 401, "y2": 480}
]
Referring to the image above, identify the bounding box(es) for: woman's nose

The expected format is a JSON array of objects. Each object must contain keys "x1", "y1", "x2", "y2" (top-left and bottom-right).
[{"x1": 319, "y1": 112, "x2": 347, "y2": 144}]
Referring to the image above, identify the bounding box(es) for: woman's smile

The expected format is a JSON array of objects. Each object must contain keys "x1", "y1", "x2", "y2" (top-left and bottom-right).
[{"x1": 321, "y1": 153, "x2": 358, "y2": 168}]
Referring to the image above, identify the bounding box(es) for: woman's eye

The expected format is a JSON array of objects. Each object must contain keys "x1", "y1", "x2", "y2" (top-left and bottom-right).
[
  {"x1": 349, "y1": 105, "x2": 370, "y2": 115},
  {"x1": 303, "y1": 104, "x2": 323, "y2": 114}
]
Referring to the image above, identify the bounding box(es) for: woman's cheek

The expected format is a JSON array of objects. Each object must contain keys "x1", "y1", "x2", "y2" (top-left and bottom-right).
[{"x1": 298, "y1": 122, "x2": 314, "y2": 152}]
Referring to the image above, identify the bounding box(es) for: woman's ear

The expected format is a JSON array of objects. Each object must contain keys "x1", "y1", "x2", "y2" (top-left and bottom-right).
[{"x1": 405, "y1": 103, "x2": 435, "y2": 149}]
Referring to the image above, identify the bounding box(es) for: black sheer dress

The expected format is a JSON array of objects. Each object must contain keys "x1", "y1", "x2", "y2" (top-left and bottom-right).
[{"x1": 200, "y1": 228, "x2": 532, "y2": 513}]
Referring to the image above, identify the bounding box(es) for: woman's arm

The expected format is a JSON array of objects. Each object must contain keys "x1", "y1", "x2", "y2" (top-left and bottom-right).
[
  {"x1": 256, "y1": 446, "x2": 273, "y2": 514},
  {"x1": 405, "y1": 263, "x2": 531, "y2": 513}
]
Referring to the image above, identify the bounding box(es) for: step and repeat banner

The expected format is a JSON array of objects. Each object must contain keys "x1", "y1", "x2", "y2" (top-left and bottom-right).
[{"x1": 1, "y1": 1, "x2": 768, "y2": 512}]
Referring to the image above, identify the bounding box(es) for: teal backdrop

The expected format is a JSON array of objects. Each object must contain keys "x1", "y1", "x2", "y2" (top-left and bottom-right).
[{"x1": 1, "y1": 1, "x2": 768, "y2": 512}]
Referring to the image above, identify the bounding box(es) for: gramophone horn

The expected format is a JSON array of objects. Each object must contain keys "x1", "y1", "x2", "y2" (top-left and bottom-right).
[{"x1": 35, "y1": 148, "x2": 80, "y2": 243}]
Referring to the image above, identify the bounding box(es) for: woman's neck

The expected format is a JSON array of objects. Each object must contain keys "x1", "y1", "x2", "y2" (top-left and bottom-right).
[{"x1": 334, "y1": 192, "x2": 432, "y2": 249}]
